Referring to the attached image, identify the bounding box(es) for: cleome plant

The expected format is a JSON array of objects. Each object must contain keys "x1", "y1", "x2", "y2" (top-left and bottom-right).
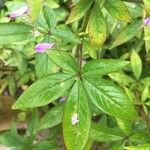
[{"x1": 0, "y1": 0, "x2": 150, "y2": 150}]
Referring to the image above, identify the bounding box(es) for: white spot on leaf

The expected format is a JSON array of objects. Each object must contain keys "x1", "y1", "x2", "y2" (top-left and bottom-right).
[{"x1": 71, "y1": 113, "x2": 79, "y2": 125}]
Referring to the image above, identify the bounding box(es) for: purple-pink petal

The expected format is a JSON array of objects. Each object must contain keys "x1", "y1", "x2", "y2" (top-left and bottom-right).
[
  {"x1": 144, "y1": 17, "x2": 150, "y2": 26},
  {"x1": 35, "y1": 43, "x2": 54, "y2": 53},
  {"x1": 9, "y1": 5, "x2": 28, "y2": 18}
]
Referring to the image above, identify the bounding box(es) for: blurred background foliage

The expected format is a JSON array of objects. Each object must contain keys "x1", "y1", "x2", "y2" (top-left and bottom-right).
[{"x1": 0, "y1": 0, "x2": 150, "y2": 150}]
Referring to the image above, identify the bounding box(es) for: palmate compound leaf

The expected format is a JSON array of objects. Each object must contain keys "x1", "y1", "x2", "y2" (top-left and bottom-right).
[
  {"x1": 63, "y1": 80, "x2": 91, "y2": 150},
  {"x1": 0, "y1": 23, "x2": 33, "y2": 44},
  {"x1": 83, "y1": 77, "x2": 138, "y2": 120},
  {"x1": 12, "y1": 73, "x2": 75, "y2": 109},
  {"x1": 82, "y1": 59, "x2": 129, "y2": 77}
]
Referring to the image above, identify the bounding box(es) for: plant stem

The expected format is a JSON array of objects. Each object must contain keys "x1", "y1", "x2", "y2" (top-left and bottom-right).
[
  {"x1": 77, "y1": 43, "x2": 82, "y2": 78},
  {"x1": 138, "y1": 106, "x2": 150, "y2": 130}
]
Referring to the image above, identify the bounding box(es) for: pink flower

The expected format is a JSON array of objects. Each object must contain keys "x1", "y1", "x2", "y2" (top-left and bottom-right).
[
  {"x1": 35, "y1": 43, "x2": 54, "y2": 53},
  {"x1": 144, "y1": 17, "x2": 150, "y2": 26},
  {"x1": 9, "y1": 5, "x2": 28, "y2": 18}
]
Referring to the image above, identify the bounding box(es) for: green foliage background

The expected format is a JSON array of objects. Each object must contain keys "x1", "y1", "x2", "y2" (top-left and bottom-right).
[{"x1": 0, "y1": 0, "x2": 150, "y2": 150}]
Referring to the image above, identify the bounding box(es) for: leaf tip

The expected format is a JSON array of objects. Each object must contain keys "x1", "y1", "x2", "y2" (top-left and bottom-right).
[{"x1": 11, "y1": 104, "x2": 17, "y2": 110}]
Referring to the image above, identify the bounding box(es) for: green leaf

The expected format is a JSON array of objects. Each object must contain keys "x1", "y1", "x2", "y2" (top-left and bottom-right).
[
  {"x1": 66, "y1": 0, "x2": 93, "y2": 24},
  {"x1": 88, "y1": 5, "x2": 107, "y2": 48},
  {"x1": 117, "y1": 119, "x2": 132, "y2": 136},
  {"x1": 35, "y1": 53, "x2": 58, "y2": 79},
  {"x1": 110, "y1": 141, "x2": 125, "y2": 150},
  {"x1": 111, "y1": 20, "x2": 142, "y2": 49},
  {"x1": 33, "y1": 141, "x2": 57, "y2": 150},
  {"x1": 0, "y1": 23, "x2": 33, "y2": 45},
  {"x1": 104, "y1": 0, "x2": 131, "y2": 22},
  {"x1": 52, "y1": 27, "x2": 79, "y2": 43},
  {"x1": 144, "y1": 26, "x2": 150, "y2": 53},
  {"x1": 130, "y1": 50, "x2": 142, "y2": 80},
  {"x1": 8, "y1": 77, "x2": 16, "y2": 96},
  {"x1": 95, "y1": 0, "x2": 106, "y2": 9},
  {"x1": 63, "y1": 80, "x2": 91, "y2": 150},
  {"x1": 82, "y1": 59, "x2": 129, "y2": 77},
  {"x1": 48, "y1": 50, "x2": 78, "y2": 74},
  {"x1": 43, "y1": 5, "x2": 57, "y2": 31},
  {"x1": 0, "y1": 125, "x2": 25, "y2": 148},
  {"x1": 108, "y1": 72, "x2": 135, "y2": 86},
  {"x1": 37, "y1": 105, "x2": 63, "y2": 130},
  {"x1": 83, "y1": 39, "x2": 97, "y2": 59},
  {"x1": 27, "y1": 0, "x2": 43, "y2": 21},
  {"x1": 83, "y1": 77, "x2": 138, "y2": 120},
  {"x1": 90, "y1": 123, "x2": 124, "y2": 142},
  {"x1": 12, "y1": 73, "x2": 75, "y2": 109},
  {"x1": 142, "y1": 85, "x2": 149, "y2": 102},
  {"x1": 143, "y1": 0, "x2": 150, "y2": 16},
  {"x1": 125, "y1": 144, "x2": 150, "y2": 150}
]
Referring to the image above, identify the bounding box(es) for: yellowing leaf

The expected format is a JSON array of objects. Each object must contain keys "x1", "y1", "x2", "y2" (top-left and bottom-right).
[
  {"x1": 111, "y1": 20, "x2": 142, "y2": 49},
  {"x1": 104, "y1": 0, "x2": 132, "y2": 22},
  {"x1": 130, "y1": 50, "x2": 142, "y2": 80},
  {"x1": 27, "y1": 0, "x2": 43, "y2": 21},
  {"x1": 144, "y1": 26, "x2": 150, "y2": 53},
  {"x1": 66, "y1": 0, "x2": 93, "y2": 24},
  {"x1": 88, "y1": 5, "x2": 107, "y2": 48}
]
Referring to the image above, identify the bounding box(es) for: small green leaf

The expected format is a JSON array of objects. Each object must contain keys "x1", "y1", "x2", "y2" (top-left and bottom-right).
[
  {"x1": 125, "y1": 144, "x2": 150, "y2": 150},
  {"x1": 111, "y1": 20, "x2": 142, "y2": 49},
  {"x1": 83, "y1": 39, "x2": 97, "y2": 59},
  {"x1": 82, "y1": 59, "x2": 129, "y2": 77},
  {"x1": 88, "y1": 5, "x2": 107, "y2": 48},
  {"x1": 63, "y1": 80, "x2": 91, "y2": 150},
  {"x1": 95, "y1": 0, "x2": 106, "y2": 9},
  {"x1": 130, "y1": 50, "x2": 142, "y2": 80},
  {"x1": 108, "y1": 72, "x2": 135, "y2": 86},
  {"x1": 90, "y1": 123, "x2": 124, "y2": 142},
  {"x1": 48, "y1": 50, "x2": 78, "y2": 74},
  {"x1": 8, "y1": 77, "x2": 16, "y2": 96},
  {"x1": 142, "y1": 85, "x2": 149, "y2": 102},
  {"x1": 0, "y1": 125, "x2": 25, "y2": 148},
  {"x1": 37, "y1": 105, "x2": 63, "y2": 130},
  {"x1": 144, "y1": 26, "x2": 150, "y2": 53},
  {"x1": 33, "y1": 141, "x2": 57, "y2": 150},
  {"x1": 0, "y1": 23, "x2": 33, "y2": 45},
  {"x1": 104, "y1": 0, "x2": 132, "y2": 22},
  {"x1": 12, "y1": 73, "x2": 75, "y2": 109},
  {"x1": 66, "y1": 0, "x2": 93, "y2": 24},
  {"x1": 27, "y1": 0, "x2": 43, "y2": 21},
  {"x1": 110, "y1": 141, "x2": 125, "y2": 150},
  {"x1": 83, "y1": 77, "x2": 138, "y2": 120},
  {"x1": 43, "y1": 5, "x2": 57, "y2": 31},
  {"x1": 143, "y1": 0, "x2": 150, "y2": 16},
  {"x1": 117, "y1": 119, "x2": 132, "y2": 136}
]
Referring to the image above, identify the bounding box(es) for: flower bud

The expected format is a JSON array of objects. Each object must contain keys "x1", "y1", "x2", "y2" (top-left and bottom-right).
[
  {"x1": 9, "y1": 5, "x2": 28, "y2": 18},
  {"x1": 144, "y1": 17, "x2": 150, "y2": 26},
  {"x1": 35, "y1": 43, "x2": 54, "y2": 53}
]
